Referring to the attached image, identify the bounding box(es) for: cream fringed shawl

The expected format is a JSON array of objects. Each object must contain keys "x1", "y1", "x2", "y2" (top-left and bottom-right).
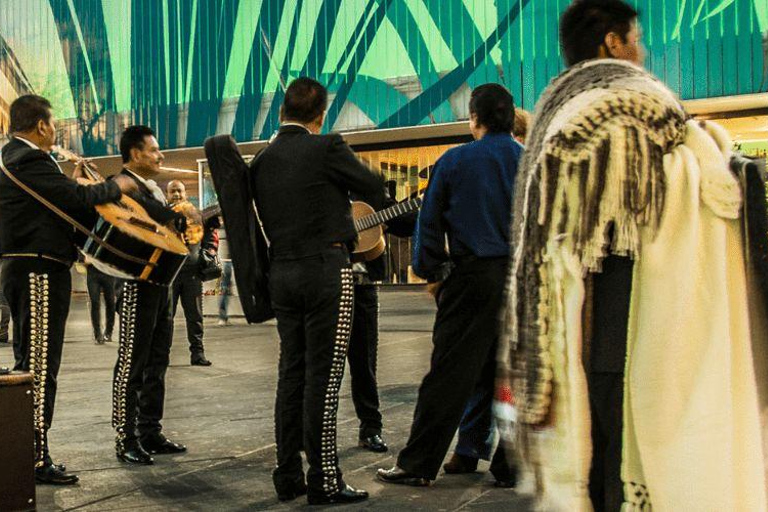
[{"x1": 502, "y1": 59, "x2": 768, "y2": 511}]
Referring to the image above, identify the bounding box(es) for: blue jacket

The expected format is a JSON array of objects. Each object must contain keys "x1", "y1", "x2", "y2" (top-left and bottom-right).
[{"x1": 413, "y1": 132, "x2": 522, "y2": 281}]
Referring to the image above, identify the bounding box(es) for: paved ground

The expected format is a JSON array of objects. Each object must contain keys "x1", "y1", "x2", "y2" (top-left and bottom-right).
[{"x1": 0, "y1": 289, "x2": 536, "y2": 511}]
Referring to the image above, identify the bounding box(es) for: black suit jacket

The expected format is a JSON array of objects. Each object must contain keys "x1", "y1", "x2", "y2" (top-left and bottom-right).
[
  {"x1": 0, "y1": 137, "x2": 121, "y2": 265},
  {"x1": 251, "y1": 125, "x2": 384, "y2": 259},
  {"x1": 116, "y1": 169, "x2": 183, "y2": 229}
]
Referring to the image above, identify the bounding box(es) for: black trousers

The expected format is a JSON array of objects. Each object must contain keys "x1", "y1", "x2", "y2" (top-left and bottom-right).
[
  {"x1": 172, "y1": 269, "x2": 205, "y2": 356},
  {"x1": 112, "y1": 280, "x2": 174, "y2": 450},
  {"x1": 348, "y1": 283, "x2": 381, "y2": 438},
  {"x1": 87, "y1": 266, "x2": 116, "y2": 338},
  {"x1": 270, "y1": 248, "x2": 353, "y2": 498},
  {"x1": 588, "y1": 372, "x2": 624, "y2": 512},
  {"x1": 1, "y1": 258, "x2": 71, "y2": 467},
  {"x1": 397, "y1": 257, "x2": 507, "y2": 480}
]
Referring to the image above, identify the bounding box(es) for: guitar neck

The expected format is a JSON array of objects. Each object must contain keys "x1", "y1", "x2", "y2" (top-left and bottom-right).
[{"x1": 355, "y1": 196, "x2": 422, "y2": 232}]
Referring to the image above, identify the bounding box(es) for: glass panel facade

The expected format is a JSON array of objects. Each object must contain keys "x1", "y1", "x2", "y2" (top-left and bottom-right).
[{"x1": 0, "y1": 0, "x2": 764, "y2": 158}]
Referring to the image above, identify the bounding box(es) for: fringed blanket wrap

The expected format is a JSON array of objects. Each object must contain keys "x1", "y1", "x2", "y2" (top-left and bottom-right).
[{"x1": 501, "y1": 59, "x2": 768, "y2": 511}]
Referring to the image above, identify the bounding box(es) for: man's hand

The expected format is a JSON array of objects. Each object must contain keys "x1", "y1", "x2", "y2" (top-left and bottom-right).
[
  {"x1": 72, "y1": 159, "x2": 97, "y2": 180},
  {"x1": 113, "y1": 174, "x2": 138, "y2": 194},
  {"x1": 426, "y1": 281, "x2": 442, "y2": 298}
]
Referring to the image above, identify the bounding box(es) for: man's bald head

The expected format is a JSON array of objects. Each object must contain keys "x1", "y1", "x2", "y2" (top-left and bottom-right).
[{"x1": 166, "y1": 180, "x2": 186, "y2": 205}]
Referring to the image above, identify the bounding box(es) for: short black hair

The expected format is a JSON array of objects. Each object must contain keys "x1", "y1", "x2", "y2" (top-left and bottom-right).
[
  {"x1": 10, "y1": 95, "x2": 52, "y2": 133},
  {"x1": 282, "y1": 77, "x2": 328, "y2": 124},
  {"x1": 560, "y1": 0, "x2": 639, "y2": 67},
  {"x1": 120, "y1": 125, "x2": 155, "y2": 163},
  {"x1": 469, "y1": 83, "x2": 515, "y2": 133}
]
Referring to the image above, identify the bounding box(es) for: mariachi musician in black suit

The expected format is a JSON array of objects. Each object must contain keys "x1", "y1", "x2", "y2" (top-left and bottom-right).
[
  {"x1": 110, "y1": 125, "x2": 188, "y2": 465},
  {"x1": 0, "y1": 95, "x2": 136, "y2": 485},
  {"x1": 348, "y1": 185, "x2": 417, "y2": 454},
  {"x1": 250, "y1": 78, "x2": 384, "y2": 505}
]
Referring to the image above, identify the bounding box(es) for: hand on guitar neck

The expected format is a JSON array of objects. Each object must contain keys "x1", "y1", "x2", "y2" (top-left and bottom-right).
[{"x1": 70, "y1": 155, "x2": 137, "y2": 194}]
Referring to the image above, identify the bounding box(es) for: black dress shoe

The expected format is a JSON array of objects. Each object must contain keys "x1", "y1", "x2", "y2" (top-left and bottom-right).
[
  {"x1": 191, "y1": 356, "x2": 212, "y2": 366},
  {"x1": 277, "y1": 483, "x2": 308, "y2": 502},
  {"x1": 443, "y1": 453, "x2": 478, "y2": 474},
  {"x1": 307, "y1": 484, "x2": 369, "y2": 505},
  {"x1": 35, "y1": 464, "x2": 79, "y2": 485},
  {"x1": 359, "y1": 434, "x2": 388, "y2": 453},
  {"x1": 117, "y1": 443, "x2": 154, "y2": 465},
  {"x1": 377, "y1": 466, "x2": 431, "y2": 486},
  {"x1": 142, "y1": 435, "x2": 187, "y2": 454}
]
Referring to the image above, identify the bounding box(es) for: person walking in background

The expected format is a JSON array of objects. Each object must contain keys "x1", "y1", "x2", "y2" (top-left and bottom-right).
[
  {"x1": 378, "y1": 83, "x2": 521, "y2": 488},
  {"x1": 216, "y1": 219, "x2": 233, "y2": 326},
  {"x1": 167, "y1": 180, "x2": 213, "y2": 367},
  {"x1": 86, "y1": 263, "x2": 117, "y2": 344}
]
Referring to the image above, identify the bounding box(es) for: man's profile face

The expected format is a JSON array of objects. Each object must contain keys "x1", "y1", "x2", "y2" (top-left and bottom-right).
[
  {"x1": 608, "y1": 20, "x2": 645, "y2": 66},
  {"x1": 166, "y1": 181, "x2": 186, "y2": 205},
  {"x1": 130, "y1": 135, "x2": 164, "y2": 175}
]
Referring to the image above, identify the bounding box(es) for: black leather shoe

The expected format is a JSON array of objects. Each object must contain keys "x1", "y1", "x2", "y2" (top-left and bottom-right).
[
  {"x1": 443, "y1": 453, "x2": 478, "y2": 474},
  {"x1": 103, "y1": 333, "x2": 113, "y2": 343},
  {"x1": 117, "y1": 443, "x2": 154, "y2": 465},
  {"x1": 35, "y1": 464, "x2": 79, "y2": 485},
  {"x1": 359, "y1": 434, "x2": 388, "y2": 453},
  {"x1": 307, "y1": 485, "x2": 368, "y2": 505},
  {"x1": 377, "y1": 466, "x2": 431, "y2": 486},
  {"x1": 191, "y1": 356, "x2": 212, "y2": 366},
  {"x1": 142, "y1": 435, "x2": 187, "y2": 454},
  {"x1": 277, "y1": 483, "x2": 308, "y2": 502}
]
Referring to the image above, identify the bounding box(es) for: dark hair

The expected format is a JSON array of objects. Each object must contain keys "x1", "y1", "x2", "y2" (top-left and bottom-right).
[
  {"x1": 282, "y1": 77, "x2": 328, "y2": 124},
  {"x1": 120, "y1": 125, "x2": 155, "y2": 163},
  {"x1": 560, "y1": 0, "x2": 639, "y2": 67},
  {"x1": 469, "y1": 83, "x2": 515, "y2": 133},
  {"x1": 9, "y1": 95, "x2": 52, "y2": 133}
]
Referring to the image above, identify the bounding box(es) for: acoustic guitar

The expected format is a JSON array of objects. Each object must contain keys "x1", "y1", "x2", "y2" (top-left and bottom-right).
[
  {"x1": 352, "y1": 196, "x2": 422, "y2": 261},
  {"x1": 51, "y1": 146, "x2": 189, "y2": 286}
]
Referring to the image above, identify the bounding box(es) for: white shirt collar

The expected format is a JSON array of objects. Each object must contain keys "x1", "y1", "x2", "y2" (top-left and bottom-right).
[
  {"x1": 123, "y1": 168, "x2": 167, "y2": 205},
  {"x1": 15, "y1": 136, "x2": 64, "y2": 174},
  {"x1": 15, "y1": 136, "x2": 42, "y2": 151},
  {"x1": 280, "y1": 122, "x2": 311, "y2": 133}
]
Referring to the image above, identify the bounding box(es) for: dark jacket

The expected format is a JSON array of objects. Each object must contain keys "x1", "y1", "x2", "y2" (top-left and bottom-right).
[
  {"x1": 251, "y1": 125, "x2": 384, "y2": 259},
  {"x1": 115, "y1": 169, "x2": 183, "y2": 228},
  {"x1": 414, "y1": 133, "x2": 522, "y2": 281},
  {"x1": 0, "y1": 137, "x2": 121, "y2": 265}
]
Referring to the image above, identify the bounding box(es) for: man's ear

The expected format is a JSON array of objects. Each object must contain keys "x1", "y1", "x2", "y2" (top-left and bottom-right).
[
  {"x1": 316, "y1": 111, "x2": 327, "y2": 131},
  {"x1": 603, "y1": 32, "x2": 621, "y2": 58},
  {"x1": 278, "y1": 105, "x2": 284, "y2": 123},
  {"x1": 36, "y1": 119, "x2": 47, "y2": 136}
]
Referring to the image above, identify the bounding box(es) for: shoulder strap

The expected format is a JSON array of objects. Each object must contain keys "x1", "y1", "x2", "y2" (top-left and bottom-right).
[{"x1": 0, "y1": 151, "x2": 149, "y2": 266}]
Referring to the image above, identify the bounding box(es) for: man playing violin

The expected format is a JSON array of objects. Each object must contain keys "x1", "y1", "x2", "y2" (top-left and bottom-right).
[{"x1": 0, "y1": 94, "x2": 136, "y2": 485}]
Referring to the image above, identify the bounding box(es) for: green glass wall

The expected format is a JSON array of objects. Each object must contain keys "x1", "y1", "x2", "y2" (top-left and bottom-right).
[{"x1": 0, "y1": 0, "x2": 765, "y2": 157}]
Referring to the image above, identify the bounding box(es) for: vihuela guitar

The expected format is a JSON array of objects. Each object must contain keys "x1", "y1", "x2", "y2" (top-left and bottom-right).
[
  {"x1": 51, "y1": 146, "x2": 189, "y2": 286},
  {"x1": 352, "y1": 196, "x2": 422, "y2": 261}
]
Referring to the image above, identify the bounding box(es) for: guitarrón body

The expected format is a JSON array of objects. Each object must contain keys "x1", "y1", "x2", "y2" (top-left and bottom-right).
[
  {"x1": 81, "y1": 195, "x2": 188, "y2": 286},
  {"x1": 52, "y1": 146, "x2": 189, "y2": 286}
]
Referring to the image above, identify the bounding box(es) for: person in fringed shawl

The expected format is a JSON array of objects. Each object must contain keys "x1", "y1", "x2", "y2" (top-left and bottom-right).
[{"x1": 500, "y1": 1, "x2": 768, "y2": 511}]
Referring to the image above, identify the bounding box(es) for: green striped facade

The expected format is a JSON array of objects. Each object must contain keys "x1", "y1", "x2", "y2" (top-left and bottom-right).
[{"x1": 0, "y1": 0, "x2": 765, "y2": 157}]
